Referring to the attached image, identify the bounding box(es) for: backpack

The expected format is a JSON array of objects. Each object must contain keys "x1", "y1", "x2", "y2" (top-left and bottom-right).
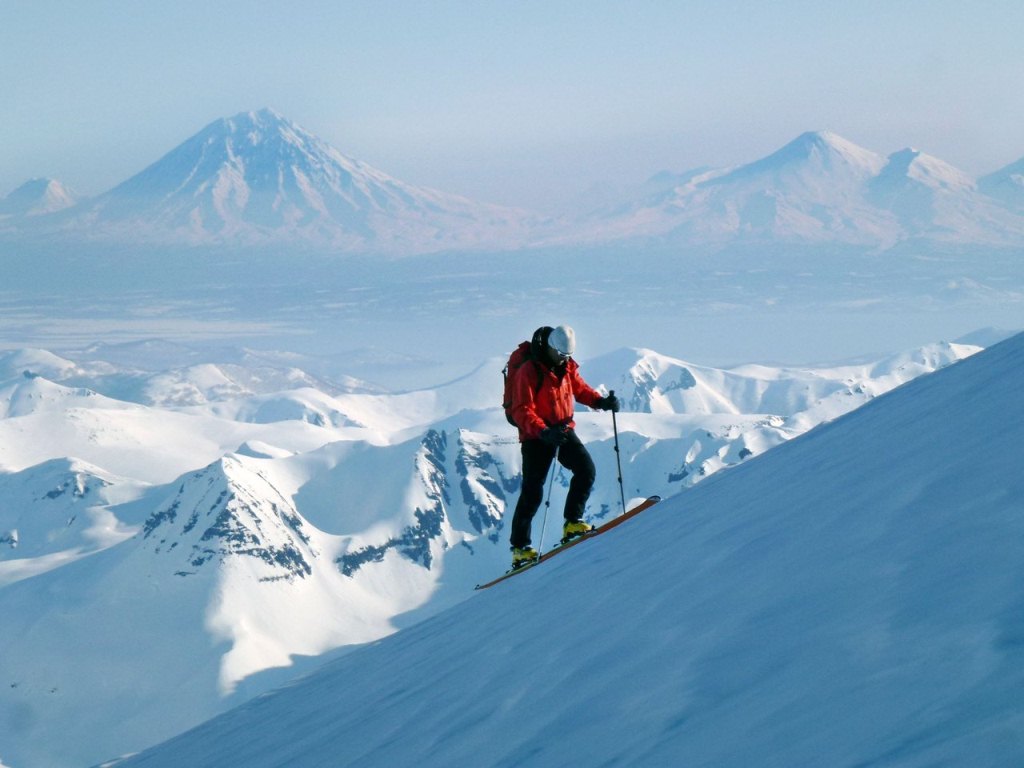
[{"x1": 501, "y1": 327, "x2": 550, "y2": 426}]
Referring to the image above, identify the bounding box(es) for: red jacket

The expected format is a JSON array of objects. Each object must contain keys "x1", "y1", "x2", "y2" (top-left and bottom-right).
[{"x1": 509, "y1": 357, "x2": 602, "y2": 441}]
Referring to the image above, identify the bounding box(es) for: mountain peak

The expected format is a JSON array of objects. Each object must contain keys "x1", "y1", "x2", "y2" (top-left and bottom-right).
[
  {"x1": 208, "y1": 108, "x2": 303, "y2": 142},
  {"x1": 215, "y1": 107, "x2": 284, "y2": 125},
  {"x1": 240, "y1": 106, "x2": 286, "y2": 122},
  {"x1": 877, "y1": 147, "x2": 976, "y2": 193},
  {"x1": 744, "y1": 130, "x2": 886, "y2": 176},
  {"x1": 579, "y1": 128, "x2": 1024, "y2": 247},
  {"x1": 66, "y1": 109, "x2": 535, "y2": 252},
  {"x1": 0, "y1": 177, "x2": 79, "y2": 216},
  {"x1": 790, "y1": 129, "x2": 847, "y2": 149},
  {"x1": 142, "y1": 455, "x2": 315, "y2": 582}
]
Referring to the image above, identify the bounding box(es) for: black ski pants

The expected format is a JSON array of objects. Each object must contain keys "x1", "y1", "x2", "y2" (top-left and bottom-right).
[{"x1": 509, "y1": 428, "x2": 596, "y2": 549}]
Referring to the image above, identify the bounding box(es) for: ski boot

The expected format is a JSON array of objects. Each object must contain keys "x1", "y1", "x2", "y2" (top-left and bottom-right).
[
  {"x1": 561, "y1": 519, "x2": 594, "y2": 545},
  {"x1": 511, "y1": 546, "x2": 539, "y2": 570}
]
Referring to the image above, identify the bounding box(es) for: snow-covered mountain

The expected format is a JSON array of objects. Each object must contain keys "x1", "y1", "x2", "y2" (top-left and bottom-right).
[
  {"x1": 27, "y1": 109, "x2": 540, "y2": 252},
  {"x1": 100, "y1": 331, "x2": 1024, "y2": 768},
  {"x1": 0, "y1": 178, "x2": 78, "y2": 219},
  {"x1": 0, "y1": 338, "x2": 981, "y2": 768},
  {"x1": 573, "y1": 131, "x2": 1024, "y2": 248},
  {"x1": 6, "y1": 120, "x2": 1023, "y2": 252}
]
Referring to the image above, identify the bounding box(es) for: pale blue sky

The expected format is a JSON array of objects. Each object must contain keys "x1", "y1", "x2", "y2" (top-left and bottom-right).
[{"x1": 3, "y1": 0, "x2": 1022, "y2": 212}]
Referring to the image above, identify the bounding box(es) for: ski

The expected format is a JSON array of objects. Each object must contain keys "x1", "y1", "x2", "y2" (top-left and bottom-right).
[{"x1": 474, "y1": 495, "x2": 662, "y2": 590}]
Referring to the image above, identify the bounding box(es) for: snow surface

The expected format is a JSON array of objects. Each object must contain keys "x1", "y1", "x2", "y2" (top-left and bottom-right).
[
  {"x1": 102, "y1": 331, "x2": 1024, "y2": 768},
  {"x1": 0, "y1": 340, "x2": 981, "y2": 768}
]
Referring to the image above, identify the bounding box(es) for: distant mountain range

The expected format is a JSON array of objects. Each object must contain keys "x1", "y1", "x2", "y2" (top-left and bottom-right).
[
  {"x1": 3, "y1": 110, "x2": 1024, "y2": 252},
  {"x1": 571, "y1": 130, "x2": 1024, "y2": 248},
  {"x1": 0, "y1": 109, "x2": 541, "y2": 253}
]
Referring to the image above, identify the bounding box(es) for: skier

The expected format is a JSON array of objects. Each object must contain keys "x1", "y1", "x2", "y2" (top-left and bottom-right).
[{"x1": 506, "y1": 325, "x2": 620, "y2": 568}]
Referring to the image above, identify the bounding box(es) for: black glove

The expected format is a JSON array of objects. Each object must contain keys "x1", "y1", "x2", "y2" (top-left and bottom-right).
[
  {"x1": 594, "y1": 394, "x2": 621, "y2": 413},
  {"x1": 539, "y1": 426, "x2": 569, "y2": 446}
]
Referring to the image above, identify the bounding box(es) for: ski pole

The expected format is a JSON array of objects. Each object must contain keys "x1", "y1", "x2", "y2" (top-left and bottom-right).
[
  {"x1": 536, "y1": 454, "x2": 558, "y2": 554},
  {"x1": 610, "y1": 390, "x2": 627, "y2": 515}
]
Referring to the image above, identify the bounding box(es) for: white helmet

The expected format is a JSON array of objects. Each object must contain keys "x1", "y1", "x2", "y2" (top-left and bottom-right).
[{"x1": 548, "y1": 325, "x2": 576, "y2": 357}]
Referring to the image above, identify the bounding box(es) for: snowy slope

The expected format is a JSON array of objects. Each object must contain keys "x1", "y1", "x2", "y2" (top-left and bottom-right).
[
  {"x1": 104, "y1": 331, "x2": 1024, "y2": 768},
  {"x1": 0, "y1": 340, "x2": 981, "y2": 767}
]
